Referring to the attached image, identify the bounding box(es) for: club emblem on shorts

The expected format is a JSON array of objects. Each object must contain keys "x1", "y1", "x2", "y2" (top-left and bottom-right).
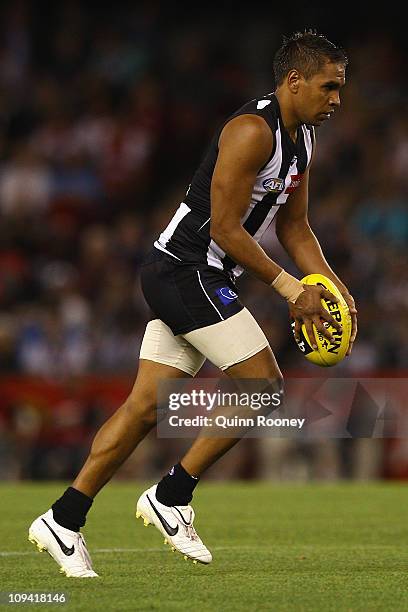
[
  {"x1": 216, "y1": 287, "x2": 238, "y2": 306},
  {"x1": 262, "y1": 177, "x2": 285, "y2": 193}
]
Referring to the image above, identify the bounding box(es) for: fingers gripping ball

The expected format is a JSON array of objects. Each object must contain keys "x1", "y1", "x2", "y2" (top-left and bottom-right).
[{"x1": 292, "y1": 274, "x2": 352, "y2": 367}]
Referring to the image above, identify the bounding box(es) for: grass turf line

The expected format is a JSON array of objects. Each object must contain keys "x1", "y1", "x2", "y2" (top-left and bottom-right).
[{"x1": 0, "y1": 482, "x2": 407, "y2": 611}]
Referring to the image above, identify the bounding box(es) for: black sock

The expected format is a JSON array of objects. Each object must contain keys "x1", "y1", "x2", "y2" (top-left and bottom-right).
[
  {"x1": 155, "y1": 463, "x2": 199, "y2": 506},
  {"x1": 51, "y1": 487, "x2": 93, "y2": 532}
]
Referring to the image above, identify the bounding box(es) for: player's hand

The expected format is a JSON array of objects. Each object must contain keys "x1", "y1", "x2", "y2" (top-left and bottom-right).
[
  {"x1": 339, "y1": 289, "x2": 358, "y2": 356},
  {"x1": 289, "y1": 285, "x2": 342, "y2": 350}
]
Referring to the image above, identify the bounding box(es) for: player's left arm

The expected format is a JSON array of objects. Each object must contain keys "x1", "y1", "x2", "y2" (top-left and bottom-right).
[{"x1": 275, "y1": 165, "x2": 357, "y2": 356}]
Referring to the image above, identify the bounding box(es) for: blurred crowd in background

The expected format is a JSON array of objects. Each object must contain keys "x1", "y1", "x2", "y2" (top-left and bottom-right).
[{"x1": 0, "y1": 2, "x2": 407, "y2": 481}]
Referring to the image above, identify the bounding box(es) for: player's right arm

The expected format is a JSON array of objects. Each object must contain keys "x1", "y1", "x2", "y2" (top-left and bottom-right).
[
  {"x1": 210, "y1": 114, "x2": 341, "y2": 345},
  {"x1": 210, "y1": 114, "x2": 282, "y2": 284}
]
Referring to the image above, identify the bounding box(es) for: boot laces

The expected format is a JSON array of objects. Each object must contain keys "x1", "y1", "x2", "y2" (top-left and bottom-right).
[
  {"x1": 66, "y1": 533, "x2": 94, "y2": 575},
  {"x1": 184, "y1": 524, "x2": 199, "y2": 541}
]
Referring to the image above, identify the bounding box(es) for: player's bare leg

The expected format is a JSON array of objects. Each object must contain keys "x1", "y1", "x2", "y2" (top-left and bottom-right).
[
  {"x1": 181, "y1": 346, "x2": 282, "y2": 476},
  {"x1": 136, "y1": 346, "x2": 282, "y2": 565},
  {"x1": 73, "y1": 359, "x2": 187, "y2": 498},
  {"x1": 28, "y1": 358, "x2": 189, "y2": 577}
]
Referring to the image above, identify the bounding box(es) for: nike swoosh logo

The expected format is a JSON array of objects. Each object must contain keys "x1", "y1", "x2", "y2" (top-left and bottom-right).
[
  {"x1": 147, "y1": 495, "x2": 179, "y2": 536},
  {"x1": 173, "y1": 507, "x2": 192, "y2": 525},
  {"x1": 42, "y1": 519, "x2": 75, "y2": 556}
]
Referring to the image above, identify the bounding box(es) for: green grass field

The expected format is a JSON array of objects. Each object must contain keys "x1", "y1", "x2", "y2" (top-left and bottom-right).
[{"x1": 1, "y1": 482, "x2": 407, "y2": 611}]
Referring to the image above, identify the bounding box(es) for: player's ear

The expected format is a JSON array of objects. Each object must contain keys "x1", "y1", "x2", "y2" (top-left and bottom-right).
[{"x1": 287, "y1": 70, "x2": 301, "y2": 93}]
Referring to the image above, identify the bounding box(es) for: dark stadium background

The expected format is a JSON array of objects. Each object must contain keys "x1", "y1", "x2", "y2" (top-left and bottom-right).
[{"x1": 0, "y1": 1, "x2": 407, "y2": 483}]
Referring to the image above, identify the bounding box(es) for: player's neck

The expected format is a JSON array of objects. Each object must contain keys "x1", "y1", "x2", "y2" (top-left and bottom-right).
[{"x1": 274, "y1": 89, "x2": 301, "y2": 143}]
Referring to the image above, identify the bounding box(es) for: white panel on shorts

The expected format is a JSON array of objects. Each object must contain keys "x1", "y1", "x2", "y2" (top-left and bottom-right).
[
  {"x1": 139, "y1": 319, "x2": 206, "y2": 377},
  {"x1": 183, "y1": 307, "x2": 269, "y2": 371}
]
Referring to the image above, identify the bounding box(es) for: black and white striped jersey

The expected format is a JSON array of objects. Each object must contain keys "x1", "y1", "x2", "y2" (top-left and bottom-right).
[{"x1": 154, "y1": 92, "x2": 314, "y2": 278}]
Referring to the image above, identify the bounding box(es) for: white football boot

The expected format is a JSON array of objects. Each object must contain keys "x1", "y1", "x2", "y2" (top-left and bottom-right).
[
  {"x1": 136, "y1": 485, "x2": 212, "y2": 564},
  {"x1": 28, "y1": 509, "x2": 98, "y2": 578}
]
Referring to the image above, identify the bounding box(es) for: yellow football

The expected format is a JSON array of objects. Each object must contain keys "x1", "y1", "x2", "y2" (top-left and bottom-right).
[{"x1": 291, "y1": 274, "x2": 352, "y2": 367}]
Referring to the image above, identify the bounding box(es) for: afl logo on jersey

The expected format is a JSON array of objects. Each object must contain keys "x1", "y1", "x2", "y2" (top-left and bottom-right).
[{"x1": 262, "y1": 177, "x2": 285, "y2": 193}]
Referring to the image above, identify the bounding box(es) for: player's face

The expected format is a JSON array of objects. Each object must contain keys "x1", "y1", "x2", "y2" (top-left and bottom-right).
[{"x1": 297, "y1": 61, "x2": 346, "y2": 126}]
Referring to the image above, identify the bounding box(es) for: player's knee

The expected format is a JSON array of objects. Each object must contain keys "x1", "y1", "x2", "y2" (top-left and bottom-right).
[{"x1": 123, "y1": 393, "x2": 158, "y2": 429}]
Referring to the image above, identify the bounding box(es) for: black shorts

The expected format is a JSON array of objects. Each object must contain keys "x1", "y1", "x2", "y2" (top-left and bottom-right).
[{"x1": 140, "y1": 248, "x2": 244, "y2": 335}]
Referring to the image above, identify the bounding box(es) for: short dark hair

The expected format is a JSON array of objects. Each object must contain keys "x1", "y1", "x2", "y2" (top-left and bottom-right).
[{"x1": 273, "y1": 30, "x2": 348, "y2": 86}]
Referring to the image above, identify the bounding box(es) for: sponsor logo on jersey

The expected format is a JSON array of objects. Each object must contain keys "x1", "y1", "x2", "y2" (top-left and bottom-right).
[
  {"x1": 216, "y1": 287, "x2": 238, "y2": 306},
  {"x1": 262, "y1": 177, "x2": 285, "y2": 193},
  {"x1": 285, "y1": 173, "x2": 304, "y2": 194}
]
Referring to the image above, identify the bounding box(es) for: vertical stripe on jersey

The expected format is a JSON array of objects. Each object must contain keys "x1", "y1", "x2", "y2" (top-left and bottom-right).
[
  {"x1": 207, "y1": 238, "x2": 226, "y2": 270},
  {"x1": 302, "y1": 125, "x2": 314, "y2": 163},
  {"x1": 155, "y1": 202, "x2": 191, "y2": 249}
]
